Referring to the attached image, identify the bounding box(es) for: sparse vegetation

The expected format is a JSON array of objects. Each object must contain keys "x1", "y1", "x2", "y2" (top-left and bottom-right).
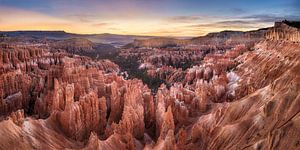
[{"x1": 109, "y1": 55, "x2": 165, "y2": 92}]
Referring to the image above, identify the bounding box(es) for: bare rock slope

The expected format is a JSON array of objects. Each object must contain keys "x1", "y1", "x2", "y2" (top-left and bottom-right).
[{"x1": 0, "y1": 21, "x2": 299, "y2": 149}]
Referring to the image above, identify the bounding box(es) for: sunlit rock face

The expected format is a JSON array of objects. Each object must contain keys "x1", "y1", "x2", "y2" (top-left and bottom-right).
[
  {"x1": 190, "y1": 39, "x2": 300, "y2": 149},
  {"x1": 0, "y1": 22, "x2": 300, "y2": 150},
  {"x1": 266, "y1": 21, "x2": 300, "y2": 42}
]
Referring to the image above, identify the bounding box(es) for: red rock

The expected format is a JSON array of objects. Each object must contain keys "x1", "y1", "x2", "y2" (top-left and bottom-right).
[
  {"x1": 99, "y1": 97, "x2": 107, "y2": 135},
  {"x1": 57, "y1": 91, "x2": 100, "y2": 141},
  {"x1": 143, "y1": 92, "x2": 155, "y2": 129},
  {"x1": 0, "y1": 22, "x2": 299, "y2": 150},
  {"x1": 9, "y1": 109, "x2": 25, "y2": 126},
  {"x1": 84, "y1": 132, "x2": 134, "y2": 150},
  {"x1": 158, "y1": 106, "x2": 175, "y2": 141},
  {"x1": 107, "y1": 81, "x2": 123, "y2": 125},
  {"x1": 266, "y1": 22, "x2": 300, "y2": 42}
]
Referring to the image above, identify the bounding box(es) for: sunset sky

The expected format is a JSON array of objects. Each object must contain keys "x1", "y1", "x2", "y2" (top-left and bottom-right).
[{"x1": 0, "y1": 0, "x2": 299, "y2": 36}]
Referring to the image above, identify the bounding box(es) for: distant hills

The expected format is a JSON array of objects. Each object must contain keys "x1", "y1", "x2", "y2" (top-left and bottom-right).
[
  {"x1": 129, "y1": 28, "x2": 269, "y2": 48},
  {"x1": 0, "y1": 28, "x2": 270, "y2": 48},
  {"x1": 0, "y1": 31, "x2": 156, "y2": 47}
]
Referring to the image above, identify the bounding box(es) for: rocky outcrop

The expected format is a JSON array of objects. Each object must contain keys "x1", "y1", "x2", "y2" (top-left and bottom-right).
[
  {"x1": 9, "y1": 109, "x2": 25, "y2": 126},
  {"x1": 57, "y1": 90, "x2": 100, "y2": 141},
  {"x1": 266, "y1": 22, "x2": 300, "y2": 42},
  {"x1": 84, "y1": 132, "x2": 134, "y2": 150}
]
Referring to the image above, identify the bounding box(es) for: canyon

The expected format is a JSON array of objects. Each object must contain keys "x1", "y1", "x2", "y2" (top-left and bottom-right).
[{"x1": 0, "y1": 21, "x2": 299, "y2": 150}]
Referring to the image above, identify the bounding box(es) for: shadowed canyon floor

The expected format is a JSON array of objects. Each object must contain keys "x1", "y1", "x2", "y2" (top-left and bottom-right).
[{"x1": 0, "y1": 21, "x2": 299, "y2": 150}]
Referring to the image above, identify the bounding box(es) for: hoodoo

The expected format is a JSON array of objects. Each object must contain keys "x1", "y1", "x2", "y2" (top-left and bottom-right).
[{"x1": 0, "y1": 20, "x2": 299, "y2": 149}]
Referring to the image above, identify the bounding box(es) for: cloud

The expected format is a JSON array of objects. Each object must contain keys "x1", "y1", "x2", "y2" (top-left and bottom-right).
[
  {"x1": 92, "y1": 22, "x2": 114, "y2": 27},
  {"x1": 229, "y1": 8, "x2": 247, "y2": 14},
  {"x1": 67, "y1": 14, "x2": 99, "y2": 22},
  {"x1": 189, "y1": 20, "x2": 262, "y2": 29},
  {"x1": 141, "y1": 29, "x2": 202, "y2": 37},
  {"x1": 184, "y1": 13, "x2": 300, "y2": 35},
  {"x1": 166, "y1": 15, "x2": 201, "y2": 23},
  {"x1": 139, "y1": 24, "x2": 208, "y2": 37},
  {"x1": 242, "y1": 14, "x2": 300, "y2": 23}
]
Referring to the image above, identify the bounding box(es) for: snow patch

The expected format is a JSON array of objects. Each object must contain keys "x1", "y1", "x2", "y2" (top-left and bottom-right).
[
  {"x1": 139, "y1": 63, "x2": 152, "y2": 69},
  {"x1": 4, "y1": 92, "x2": 22, "y2": 100},
  {"x1": 227, "y1": 71, "x2": 240, "y2": 97}
]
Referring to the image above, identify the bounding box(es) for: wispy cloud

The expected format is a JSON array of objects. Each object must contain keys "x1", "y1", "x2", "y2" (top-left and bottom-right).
[
  {"x1": 166, "y1": 15, "x2": 202, "y2": 23},
  {"x1": 92, "y1": 22, "x2": 114, "y2": 27},
  {"x1": 188, "y1": 20, "x2": 262, "y2": 29},
  {"x1": 242, "y1": 14, "x2": 300, "y2": 23},
  {"x1": 67, "y1": 14, "x2": 99, "y2": 22},
  {"x1": 229, "y1": 8, "x2": 247, "y2": 14}
]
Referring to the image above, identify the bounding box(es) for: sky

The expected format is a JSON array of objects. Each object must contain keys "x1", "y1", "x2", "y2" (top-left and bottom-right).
[{"x1": 0, "y1": 0, "x2": 299, "y2": 36}]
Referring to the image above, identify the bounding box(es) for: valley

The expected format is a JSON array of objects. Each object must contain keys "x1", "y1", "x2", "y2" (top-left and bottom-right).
[{"x1": 0, "y1": 21, "x2": 299, "y2": 150}]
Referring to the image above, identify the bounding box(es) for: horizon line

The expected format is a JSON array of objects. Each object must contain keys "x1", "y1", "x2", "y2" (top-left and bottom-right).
[{"x1": 0, "y1": 26, "x2": 272, "y2": 38}]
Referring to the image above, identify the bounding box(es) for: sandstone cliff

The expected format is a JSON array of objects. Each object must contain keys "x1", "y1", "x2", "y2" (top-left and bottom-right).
[{"x1": 266, "y1": 21, "x2": 300, "y2": 42}]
